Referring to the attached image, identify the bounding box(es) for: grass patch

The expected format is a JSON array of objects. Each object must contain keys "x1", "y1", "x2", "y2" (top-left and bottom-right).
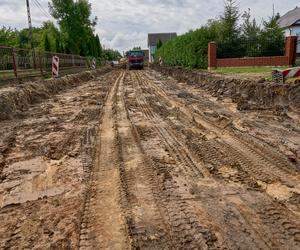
[{"x1": 211, "y1": 66, "x2": 288, "y2": 80}]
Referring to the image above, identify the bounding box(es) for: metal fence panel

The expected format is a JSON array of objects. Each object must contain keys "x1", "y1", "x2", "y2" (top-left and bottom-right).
[
  {"x1": 217, "y1": 37, "x2": 286, "y2": 59},
  {"x1": 0, "y1": 45, "x2": 89, "y2": 81}
]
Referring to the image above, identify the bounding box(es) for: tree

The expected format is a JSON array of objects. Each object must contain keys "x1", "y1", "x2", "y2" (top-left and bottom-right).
[
  {"x1": 44, "y1": 34, "x2": 51, "y2": 51},
  {"x1": 103, "y1": 49, "x2": 121, "y2": 61},
  {"x1": 49, "y1": 0, "x2": 98, "y2": 55},
  {"x1": 260, "y1": 13, "x2": 285, "y2": 56},
  {"x1": 241, "y1": 9, "x2": 260, "y2": 40},
  {"x1": 220, "y1": 0, "x2": 240, "y2": 41},
  {"x1": 95, "y1": 34, "x2": 102, "y2": 58},
  {"x1": 55, "y1": 38, "x2": 60, "y2": 52},
  {"x1": 156, "y1": 39, "x2": 163, "y2": 49},
  {"x1": 0, "y1": 27, "x2": 19, "y2": 47}
]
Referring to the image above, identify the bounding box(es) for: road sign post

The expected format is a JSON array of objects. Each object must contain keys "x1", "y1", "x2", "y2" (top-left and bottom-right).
[{"x1": 52, "y1": 56, "x2": 59, "y2": 78}]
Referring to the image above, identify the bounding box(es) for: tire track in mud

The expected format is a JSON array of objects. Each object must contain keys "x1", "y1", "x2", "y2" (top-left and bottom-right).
[
  {"x1": 125, "y1": 72, "x2": 220, "y2": 249},
  {"x1": 125, "y1": 72, "x2": 223, "y2": 249},
  {"x1": 0, "y1": 71, "x2": 119, "y2": 249},
  {"x1": 130, "y1": 71, "x2": 268, "y2": 249},
  {"x1": 79, "y1": 71, "x2": 130, "y2": 250},
  {"x1": 140, "y1": 71, "x2": 300, "y2": 191},
  {"x1": 130, "y1": 70, "x2": 300, "y2": 249},
  {"x1": 115, "y1": 73, "x2": 173, "y2": 249},
  {"x1": 131, "y1": 72, "x2": 206, "y2": 180}
]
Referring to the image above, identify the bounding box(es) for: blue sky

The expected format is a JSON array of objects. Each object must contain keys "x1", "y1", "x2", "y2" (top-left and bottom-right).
[{"x1": 0, "y1": 0, "x2": 298, "y2": 52}]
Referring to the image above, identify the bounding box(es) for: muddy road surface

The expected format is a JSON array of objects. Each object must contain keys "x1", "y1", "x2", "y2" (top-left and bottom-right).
[{"x1": 0, "y1": 69, "x2": 299, "y2": 249}]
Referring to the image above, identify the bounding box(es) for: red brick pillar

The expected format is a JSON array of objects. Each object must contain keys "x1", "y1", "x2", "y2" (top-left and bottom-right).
[
  {"x1": 285, "y1": 36, "x2": 297, "y2": 66},
  {"x1": 208, "y1": 42, "x2": 217, "y2": 69}
]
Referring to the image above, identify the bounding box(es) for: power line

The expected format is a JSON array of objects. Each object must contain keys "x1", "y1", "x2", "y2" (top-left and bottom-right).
[
  {"x1": 33, "y1": 0, "x2": 52, "y2": 19},
  {"x1": 36, "y1": 0, "x2": 52, "y2": 18},
  {"x1": 32, "y1": 0, "x2": 52, "y2": 19}
]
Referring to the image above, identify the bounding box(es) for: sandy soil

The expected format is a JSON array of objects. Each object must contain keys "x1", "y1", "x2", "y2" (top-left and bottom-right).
[{"x1": 0, "y1": 69, "x2": 299, "y2": 249}]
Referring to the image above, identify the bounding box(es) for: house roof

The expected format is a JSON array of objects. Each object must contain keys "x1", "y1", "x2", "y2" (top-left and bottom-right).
[
  {"x1": 148, "y1": 33, "x2": 177, "y2": 47},
  {"x1": 278, "y1": 7, "x2": 300, "y2": 28}
]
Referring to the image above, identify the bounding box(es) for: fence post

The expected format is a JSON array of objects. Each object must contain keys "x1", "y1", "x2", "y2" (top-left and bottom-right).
[
  {"x1": 32, "y1": 49, "x2": 37, "y2": 69},
  {"x1": 38, "y1": 51, "x2": 43, "y2": 76},
  {"x1": 285, "y1": 36, "x2": 297, "y2": 66},
  {"x1": 208, "y1": 42, "x2": 217, "y2": 70},
  {"x1": 12, "y1": 48, "x2": 18, "y2": 78}
]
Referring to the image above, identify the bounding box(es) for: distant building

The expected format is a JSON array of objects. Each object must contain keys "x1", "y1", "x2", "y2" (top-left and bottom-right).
[
  {"x1": 148, "y1": 33, "x2": 177, "y2": 63},
  {"x1": 278, "y1": 7, "x2": 300, "y2": 53}
]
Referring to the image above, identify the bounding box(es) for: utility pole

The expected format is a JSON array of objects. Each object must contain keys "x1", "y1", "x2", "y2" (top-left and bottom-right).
[
  {"x1": 26, "y1": 0, "x2": 32, "y2": 29},
  {"x1": 26, "y1": 0, "x2": 36, "y2": 68}
]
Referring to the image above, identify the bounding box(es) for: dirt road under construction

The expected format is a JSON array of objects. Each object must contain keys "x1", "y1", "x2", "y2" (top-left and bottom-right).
[{"x1": 0, "y1": 69, "x2": 300, "y2": 249}]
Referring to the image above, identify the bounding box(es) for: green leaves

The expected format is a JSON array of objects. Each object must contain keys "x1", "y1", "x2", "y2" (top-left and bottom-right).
[
  {"x1": 0, "y1": 27, "x2": 19, "y2": 47},
  {"x1": 155, "y1": 27, "x2": 212, "y2": 69},
  {"x1": 44, "y1": 34, "x2": 51, "y2": 51},
  {"x1": 49, "y1": 0, "x2": 99, "y2": 56},
  {"x1": 155, "y1": 0, "x2": 285, "y2": 69}
]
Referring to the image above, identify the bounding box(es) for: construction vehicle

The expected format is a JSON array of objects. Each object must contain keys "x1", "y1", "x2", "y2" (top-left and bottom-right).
[
  {"x1": 120, "y1": 57, "x2": 128, "y2": 69},
  {"x1": 127, "y1": 50, "x2": 145, "y2": 70}
]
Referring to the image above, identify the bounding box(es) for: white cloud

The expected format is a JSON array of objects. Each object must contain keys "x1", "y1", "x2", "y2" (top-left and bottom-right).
[{"x1": 0, "y1": 0, "x2": 299, "y2": 52}]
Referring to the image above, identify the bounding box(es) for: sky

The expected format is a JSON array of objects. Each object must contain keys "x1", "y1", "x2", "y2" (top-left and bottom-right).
[{"x1": 0, "y1": 0, "x2": 298, "y2": 52}]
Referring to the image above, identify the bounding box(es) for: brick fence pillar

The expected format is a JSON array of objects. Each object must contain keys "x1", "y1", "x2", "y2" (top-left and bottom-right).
[
  {"x1": 285, "y1": 36, "x2": 297, "y2": 66},
  {"x1": 208, "y1": 42, "x2": 217, "y2": 70}
]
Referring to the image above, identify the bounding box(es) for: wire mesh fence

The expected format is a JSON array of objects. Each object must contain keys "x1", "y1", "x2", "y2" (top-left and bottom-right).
[
  {"x1": 217, "y1": 37, "x2": 286, "y2": 59},
  {"x1": 0, "y1": 45, "x2": 89, "y2": 81}
]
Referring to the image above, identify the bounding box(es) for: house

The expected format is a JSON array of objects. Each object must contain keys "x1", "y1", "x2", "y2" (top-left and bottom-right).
[
  {"x1": 148, "y1": 33, "x2": 177, "y2": 63},
  {"x1": 278, "y1": 7, "x2": 300, "y2": 53}
]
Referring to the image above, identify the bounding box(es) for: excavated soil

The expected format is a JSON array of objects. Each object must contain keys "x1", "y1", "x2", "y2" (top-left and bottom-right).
[
  {"x1": 151, "y1": 65, "x2": 300, "y2": 113},
  {"x1": 0, "y1": 67, "x2": 111, "y2": 121},
  {"x1": 0, "y1": 68, "x2": 299, "y2": 249}
]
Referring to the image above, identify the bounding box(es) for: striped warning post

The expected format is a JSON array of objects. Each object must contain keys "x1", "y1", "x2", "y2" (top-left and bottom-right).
[
  {"x1": 52, "y1": 56, "x2": 59, "y2": 78},
  {"x1": 272, "y1": 66, "x2": 300, "y2": 83},
  {"x1": 282, "y1": 66, "x2": 300, "y2": 78},
  {"x1": 91, "y1": 58, "x2": 96, "y2": 69}
]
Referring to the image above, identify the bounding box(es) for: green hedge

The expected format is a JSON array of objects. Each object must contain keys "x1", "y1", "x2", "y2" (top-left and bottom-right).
[{"x1": 154, "y1": 27, "x2": 216, "y2": 69}]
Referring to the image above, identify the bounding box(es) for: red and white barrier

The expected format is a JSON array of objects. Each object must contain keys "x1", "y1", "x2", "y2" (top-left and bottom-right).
[
  {"x1": 282, "y1": 66, "x2": 300, "y2": 78},
  {"x1": 272, "y1": 66, "x2": 300, "y2": 83},
  {"x1": 52, "y1": 56, "x2": 59, "y2": 78}
]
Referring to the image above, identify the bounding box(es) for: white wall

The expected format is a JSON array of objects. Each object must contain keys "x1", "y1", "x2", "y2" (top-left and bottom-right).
[
  {"x1": 291, "y1": 26, "x2": 300, "y2": 53},
  {"x1": 149, "y1": 46, "x2": 156, "y2": 63}
]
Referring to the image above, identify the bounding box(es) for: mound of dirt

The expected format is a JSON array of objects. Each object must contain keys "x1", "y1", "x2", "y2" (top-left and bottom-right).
[
  {"x1": 0, "y1": 68, "x2": 111, "y2": 121},
  {"x1": 152, "y1": 65, "x2": 300, "y2": 112}
]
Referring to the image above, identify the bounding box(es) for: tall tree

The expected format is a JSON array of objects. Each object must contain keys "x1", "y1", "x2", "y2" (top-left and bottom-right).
[
  {"x1": 44, "y1": 33, "x2": 51, "y2": 51},
  {"x1": 260, "y1": 13, "x2": 285, "y2": 56},
  {"x1": 0, "y1": 27, "x2": 19, "y2": 47},
  {"x1": 95, "y1": 34, "x2": 102, "y2": 58},
  {"x1": 220, "y1": 0, "x2": 240, "y2": 41},
  {"x1": 157, "y1": 39, "x2": 163, "y2": 49},
  {"x1": 49, "y1": 0, "x2": 97, "y2": 55},
  {"x1": 241, "y1": 9, "x2": 260, "y2": 40}
]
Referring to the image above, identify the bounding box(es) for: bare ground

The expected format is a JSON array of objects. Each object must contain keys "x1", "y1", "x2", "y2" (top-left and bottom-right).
[{"x1": 0, "y1": 69, "x2": 299, "y2": 249}]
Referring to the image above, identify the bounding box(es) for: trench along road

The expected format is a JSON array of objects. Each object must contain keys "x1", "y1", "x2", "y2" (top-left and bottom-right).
[
  {"x1": 0, "y1": 68, "x2": 300, "y2": 249},
  {"x1": 78, "y1": 69, "x2": 300, "y2": 249}
]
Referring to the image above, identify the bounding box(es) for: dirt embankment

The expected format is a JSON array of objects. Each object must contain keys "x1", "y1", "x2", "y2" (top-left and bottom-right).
[
  {"x1": 0, "y1": 70, "x2": 119, "y2": 249},
  {"x1": 0, "y1": 68, "x2": 111, "y2": 121},
  {"x1": 151, "y1": 65, "x2": 300, "y2": 112}
]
